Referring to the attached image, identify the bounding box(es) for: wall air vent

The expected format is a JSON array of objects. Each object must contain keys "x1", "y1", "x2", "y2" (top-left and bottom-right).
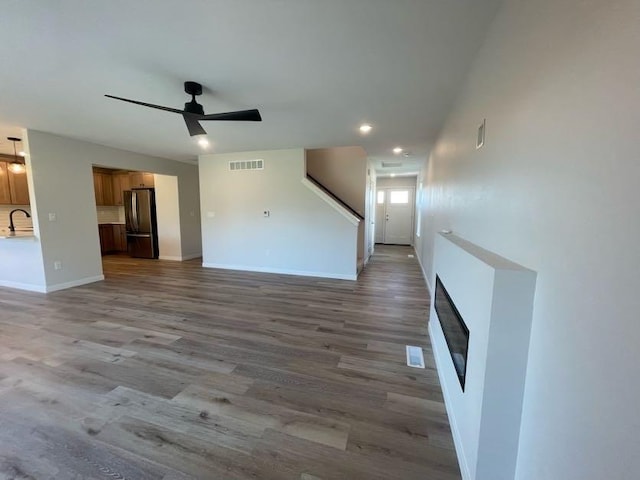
[
  {"x1": 382, "y1": 161, "x2": 402, "y2": 168},
  {"x1": 229, "y1": 159, "x2": 264, "y2": 171}
]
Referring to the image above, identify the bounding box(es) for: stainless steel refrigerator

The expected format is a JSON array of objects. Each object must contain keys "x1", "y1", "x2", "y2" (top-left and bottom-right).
[{"x1": 124, "y1": 188, "x2": 159, "y2": 259}]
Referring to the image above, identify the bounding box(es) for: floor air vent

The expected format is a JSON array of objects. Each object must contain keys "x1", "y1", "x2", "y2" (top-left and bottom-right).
[
  {"x1": 406, "y1": 346, "x2": 425, "y2": 368},
  {"x1": 229, "y1": 159, "x2": 264, "y2": 171}
]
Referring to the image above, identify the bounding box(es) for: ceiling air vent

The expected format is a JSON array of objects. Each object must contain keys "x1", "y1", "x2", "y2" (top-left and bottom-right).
[
  {"x1": 382, "y1": 161, "x2": 402, "y2": 168},
  {"x1": 229, "y1": 159, "x2": 264, "y2": 171}
]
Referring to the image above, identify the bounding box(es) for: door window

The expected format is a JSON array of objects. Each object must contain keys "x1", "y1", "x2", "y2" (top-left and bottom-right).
[{"x1": 390, "y1": 190, "x2": 409, "y2": 204}]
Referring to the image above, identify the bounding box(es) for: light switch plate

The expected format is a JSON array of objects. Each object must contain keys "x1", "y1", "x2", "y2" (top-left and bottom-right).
[{"x1": 48, "y1": 213, "x2": 57, "y2": 221}]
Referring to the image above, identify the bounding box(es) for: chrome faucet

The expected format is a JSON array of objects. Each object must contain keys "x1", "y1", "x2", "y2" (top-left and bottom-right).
[{"x1": 9, "y1": 209, "x2": 31, "y2": 233}]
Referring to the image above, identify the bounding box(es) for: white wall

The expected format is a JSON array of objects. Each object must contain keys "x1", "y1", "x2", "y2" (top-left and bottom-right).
[
  {"x1": 26, "y1": 130, "x2": 201, "y2": 291},
  {"x1": 365, "y1": 162, "x2": 377, "y2": 261},
  {"x1": 416, "y1": 1, "x2": 640, "y2": 479},
  {"x1": 306, "y1": 146, "x2": 367, "y2": 215},
  {"x1": 431, "y1": 234, "x2": 537, "y2": 480},
  {"x1": 376, "y1": 176, "x2": 418, "y2": 189},
  {"x1": 0, "y1": 134, "x2": 47, "y2": 292},
  {"x1": 0, "y1": 236, "x2": 46, "y2": 291},
  {"x1": 306, "y1": 147, "x2": 368, "y2": 264},
  {"x1": 199, "y1": 149, "x2": 358, "y2": 280},
  {"x1": 154, "y1": 174, "x2": 182, "y2": 260}
]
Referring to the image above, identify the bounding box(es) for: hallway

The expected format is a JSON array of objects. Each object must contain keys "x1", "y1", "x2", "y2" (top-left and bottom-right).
[{"x1": 0, "y1": 246, "x2": 459, "y2": 479}]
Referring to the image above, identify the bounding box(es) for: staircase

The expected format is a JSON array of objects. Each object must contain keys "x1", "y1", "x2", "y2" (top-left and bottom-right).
[{"x1": 304, "y1": 147, "x2": 369, "y2": 276}]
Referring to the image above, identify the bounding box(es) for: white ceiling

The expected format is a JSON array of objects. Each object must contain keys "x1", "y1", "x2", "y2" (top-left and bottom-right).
[{"x1": 0, "y1": 0, "x2": 500, "y2": 173}]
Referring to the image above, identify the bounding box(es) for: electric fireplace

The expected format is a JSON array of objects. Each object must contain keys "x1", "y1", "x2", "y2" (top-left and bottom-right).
[{"x1": 434, "y1": 275, "x2": 469, "y2": 390}]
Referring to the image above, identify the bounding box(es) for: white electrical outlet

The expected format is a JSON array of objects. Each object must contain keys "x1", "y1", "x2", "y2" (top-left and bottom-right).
[{"x1": 53, "y1": 260, "x2": 62, "y2": 270}]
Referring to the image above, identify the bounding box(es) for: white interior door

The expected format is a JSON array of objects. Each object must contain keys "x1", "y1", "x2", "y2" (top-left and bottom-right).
[{"x1": 382, "y1": 188, "x2": 415, "y2": 245}]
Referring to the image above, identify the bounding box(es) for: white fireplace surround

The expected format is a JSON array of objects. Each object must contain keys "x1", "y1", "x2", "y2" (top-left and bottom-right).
[{"x1": 430, "y1": 233, "x2": 537, "y2": 480}]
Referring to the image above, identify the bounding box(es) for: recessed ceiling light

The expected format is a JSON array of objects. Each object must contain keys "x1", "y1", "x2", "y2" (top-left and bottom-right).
[
  {"x1": 359, "y1": 124, "x2": 372, "y2": 134},
  {"x1": 390, "y1": 173, "x2": 396, "y2": 178},
  {"x1": 393, "y1": 147, "x2": 403, "y2": 154}
]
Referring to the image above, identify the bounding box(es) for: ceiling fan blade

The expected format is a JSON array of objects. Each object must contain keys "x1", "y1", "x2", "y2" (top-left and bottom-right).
[
  {"x1": 199, "y1": 109, "x2": 262, "y2": 122},
  {"x1": 104, "y1": 94, "x2": 184, "y2": 114},
  {"x1": 183, "y1": 114, "x2": 207, "y2": 137}
]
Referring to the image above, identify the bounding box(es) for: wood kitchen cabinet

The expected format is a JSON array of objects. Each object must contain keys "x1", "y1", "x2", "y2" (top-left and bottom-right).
[
  {"x1": 8, "y1": 168, "x2": 30, "y2": 205},
  {"x1": 93, "y1": 172, "x2": 115, "y2": 206},
  {"x1": 99, "y1": 224, "x2": 127, "y2": 255},
  {"x1": 0, "y1": 161, "x2": 30, "y2": 205},
  {"x1": 98, "y1": 224, "x2": 115, "y2": 254},
  {"x1": 112, "y1": 224, "x2": 127, "y2": 252},
  {"x1": 94, "y1": 168, "x2": 153, "y2": 206},
  {"x1": 129, "y1": 171, "x2": 154, "y2": 188},
  {"x1": 93, "y1": 173, "x2": 102, "y2": 205},
  {"x1": 112, "y1": 173, "x2": 130, "y2": 206}
]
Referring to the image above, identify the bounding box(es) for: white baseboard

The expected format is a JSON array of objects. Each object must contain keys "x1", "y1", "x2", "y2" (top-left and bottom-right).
[
  {"x1": 414, "y1": 248, "x2": 433, "y2": 293},
  {"x1": 429, "y1": 320, "x2": 471, "y2": 480},
  {"x1": 45, "y1": 275, "x2": 105, "y2": 293},
  {"x1": 159, "y1": 253, "x2": 202, "y2": 261},
  {"x1": 0, "y1": 280, "x2": 47, "y2": 293},
  {"x1": 202, "y1": 263, "x2": 357, "y2": 281},
  {"x1": 159, "y1": 255, "x2": 182, "y2": 261}
]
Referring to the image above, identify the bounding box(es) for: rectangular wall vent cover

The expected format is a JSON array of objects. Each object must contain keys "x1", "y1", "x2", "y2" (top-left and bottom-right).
[
  {"x1": 406, "y1": 345, "x2": 425, "y2": 368},
  {"x1": 382, "y1": 161, "x2": 402, "y2": 168},
  {"x1": 229, "y1": 159, "x2": 264, "y2": 171}
]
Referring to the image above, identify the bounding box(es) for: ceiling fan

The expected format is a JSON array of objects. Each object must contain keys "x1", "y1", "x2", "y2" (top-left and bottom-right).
[{"x1": 105, "y1": 81, "x2": 262, "y2": 137}]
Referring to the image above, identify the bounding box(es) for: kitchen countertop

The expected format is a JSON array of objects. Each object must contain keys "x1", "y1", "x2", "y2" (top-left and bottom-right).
[{"x1": 0, "y1": 229, "x2": 36, "y2": 239}]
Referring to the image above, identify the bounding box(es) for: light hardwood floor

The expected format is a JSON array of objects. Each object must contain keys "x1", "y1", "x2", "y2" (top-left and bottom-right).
[{"x1": 0, "y1": 245, "x2": 460, "y2": 480}]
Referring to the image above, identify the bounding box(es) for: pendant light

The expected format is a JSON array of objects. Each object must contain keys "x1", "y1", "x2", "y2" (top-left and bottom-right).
[{"x1": 7, "y1": 137, "x2": 25, "y2": 174}]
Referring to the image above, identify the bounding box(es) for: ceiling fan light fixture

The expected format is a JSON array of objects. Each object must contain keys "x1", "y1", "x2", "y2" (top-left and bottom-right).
[
  {"x1": 195, "y1": 135, "x2": 210, "y2": 149},
  {"x1": 359, "y1": 124, "x2": 372, "y2": 134},
  {"x1": 393, "y1": 147, "x2": 403, "y2": 154}
]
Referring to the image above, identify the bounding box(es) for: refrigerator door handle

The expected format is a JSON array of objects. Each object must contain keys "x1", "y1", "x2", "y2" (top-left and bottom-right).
[{"x1": 132, "y1": 191, "x2": 138, "y2": 232}]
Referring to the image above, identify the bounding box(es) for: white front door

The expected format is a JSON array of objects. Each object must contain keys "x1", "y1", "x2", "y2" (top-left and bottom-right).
[{"x1": 376, "y1": 187, "x2": 415, "y2": 245}]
